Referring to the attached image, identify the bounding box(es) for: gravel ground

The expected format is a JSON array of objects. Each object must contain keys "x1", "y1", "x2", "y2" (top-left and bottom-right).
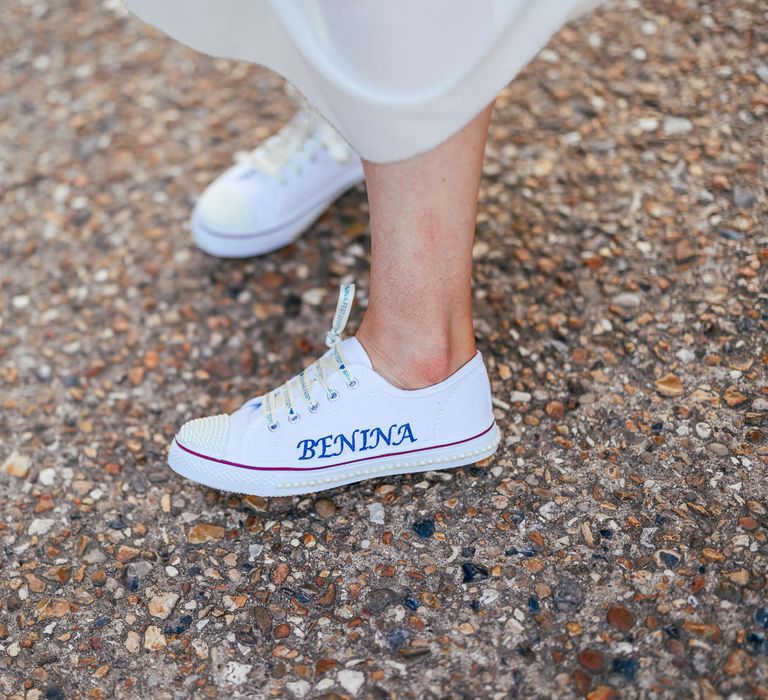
[{"x1": 1, "y1": 0, "x2": 767, "y2": 698}]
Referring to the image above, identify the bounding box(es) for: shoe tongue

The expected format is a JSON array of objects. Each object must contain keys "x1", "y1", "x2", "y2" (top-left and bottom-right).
[{"x1": 339, "y1": 337, "x2": 372, "y2": 369}]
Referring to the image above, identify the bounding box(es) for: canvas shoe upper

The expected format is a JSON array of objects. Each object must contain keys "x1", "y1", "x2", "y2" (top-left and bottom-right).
[
  {"x1": 168, "y1": 284, "x2": 500, "y2": 496},
  {"x1": 191, "y1": 109, "x2": 365, "y2": 258}
]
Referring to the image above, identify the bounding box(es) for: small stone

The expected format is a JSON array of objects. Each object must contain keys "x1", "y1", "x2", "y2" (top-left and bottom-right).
[
  {"x1": 28, "y1": 519, "x2": 56, "y2": 536},
  {"x1": 695, "y1": 422, "x2": 712, "y2": 439},
  {"x1": 124, "y1": 631, "x2": 141, "y2": 653},
  {"x1": 252, "y1": 607, "x2": 273, "y2": 634},
  {"x1": 578, "y1": 649, "x2": 605, "y2": 673},
  {"x1": 733, "y1": 185, "x2": 757, "y2": 207},
  {"x1": 38, "y1": 468, "x2": 56, "y2": 486},
  {"x1": 187, "y1": 523, "x2": 225, "y2": 544},
  {"x1": 461, "y1": 563, "x2": 490, "y2": 583},
  {"x1": 273, "y1": 623, "x2": 290, "y2": 639},
  {"x1": 723, "y1": 649, "x2": 753, "y2": 675},
  {"x1": 355, "y1": 499, "x2": 384, "y2": 526},
  {"x1": 2, "y1": 451, "x2": 31, "y2": 479},
  {"x1": 708, "y1": 442, "x2": 729, "y2": 456},
  {"x1": 337, "y1": 669, "x2": 365, "y2": 696},
  {"x1": 553, "y1": 579, "x2": 584, "y2": 612},
  {"x1": 723, "y1": 386, "x2": 748, "y2": 407},
  {"x1": 638, "y1": 117, "x2": 659, "y2": 132},
  {"x1": 545, "y1": 401, "x2": 565, "y2": 420},
  {"x1": 675, "y1": 239, "x2": 697, "y2": 264},
  {"x1": 314, "y1": 498, "x2": 336, "y2": 518},
  {"x1": 611, "y1": 292, "x2": 641, "y2": 308},
  {"x1": 116, "y1": 545, "x2": 141, "y2": 563},
  {"x1": 143, "y1": 625, "x2": 166, "y2": 651},
  {"x1": 365, "y1": 588, "x2": 400, "y2": 614},
  {"x1": 739, "y1": 516, "x2": 758, "y2": 532},
  {"x1": 148, "y1": 592, "x2": 179, "y2": 620},
  {"x1": 655, "y1": 374, "x2": 684, "y2": 398},
  {"x1": 412, "y1": 517, "x2": 436, "y2": 538},
  {"x1": 611, "y1": 657, "x2": 638, "y2": 681},
  {"x1": 222, "y1": 662, "x2": 252, "y2": 686},
  {"x1": 654, "y1": 550, "x2": 681, "y2": 569},
  {"x1": 607, "y1": 605, "x2": 634, "y2": 632},
  {"x1": 663, "y1": 116, "x2": 693, "y2": 135},
  {"x1": 509, "y1": 391, "x2": 532, "y2": 404}
]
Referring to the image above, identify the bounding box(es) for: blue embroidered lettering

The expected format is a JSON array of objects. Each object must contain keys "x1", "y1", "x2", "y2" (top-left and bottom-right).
[
  {"x1": 296, "y1": 423, "x2": 418, "y2": 460},
  {"x1": 318, "y1": 434, "x2": 333, "y2": 458},
  {"x1": 333, "y1": 431, "x2": 356, "y2": 457},
  {"x1": 297, "y1": 439, "x2": 317, "y2": 461},
  {"x1": 395, "y1": 423, "x2": 416, "y2": 446}
]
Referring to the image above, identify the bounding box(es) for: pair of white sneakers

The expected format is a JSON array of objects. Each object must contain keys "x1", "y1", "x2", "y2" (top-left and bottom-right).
[{"x1": 171, "y1": 111, "x2": 500, "y2": 497}]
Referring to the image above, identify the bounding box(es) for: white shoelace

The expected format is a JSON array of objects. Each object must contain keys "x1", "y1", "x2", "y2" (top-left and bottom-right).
[
  {"x1": 234, "y1": 110, "x2": 352, "y2": 179},
  {"x1": 259, "y1": 284, "x2": 358, "y2": 431}
]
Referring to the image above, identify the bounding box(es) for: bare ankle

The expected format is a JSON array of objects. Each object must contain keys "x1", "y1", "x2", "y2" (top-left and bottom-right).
[{"x1": 356, "y1": 322, "x2": 475, "y2": 390}]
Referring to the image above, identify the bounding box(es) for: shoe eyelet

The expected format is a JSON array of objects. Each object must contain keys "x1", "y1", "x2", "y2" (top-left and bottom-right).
[
  {"x1": 268, "y1": 421, "x2": 280, "y2": 432},
  {"x1": 288, "y1": 412, "x2": 300, "y2": 424},
  {"x1": 327, "y1": 389, "x2": 339, "y2": 402},
  {"x1": 308, "y1": 402, "x2": 320, "y2": 413},
  {"x1": 346, "y1": 378, "x2": 358, "y2": 390}
]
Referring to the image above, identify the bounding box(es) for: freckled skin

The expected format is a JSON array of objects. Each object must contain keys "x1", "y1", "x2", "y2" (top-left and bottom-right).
[{"x1": 356, "y1": 104, "x2": 494, "y2": 389}]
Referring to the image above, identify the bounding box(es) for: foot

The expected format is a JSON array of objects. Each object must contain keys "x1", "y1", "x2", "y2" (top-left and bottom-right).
[
  {"x1": 168, "y1": 284, "x2": 500, "y2": 496},
  {"x1": 191, "y1": 110, "x2": 364, "y2": 258}
]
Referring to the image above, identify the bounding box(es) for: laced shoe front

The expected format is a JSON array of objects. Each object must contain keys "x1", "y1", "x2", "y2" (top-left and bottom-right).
[
  {"x1": 191, "y1": 107, "x2": 365, "y2": 258},
  {"x1": 169, "y1": 284, "x2": 501, "y2": 496}
]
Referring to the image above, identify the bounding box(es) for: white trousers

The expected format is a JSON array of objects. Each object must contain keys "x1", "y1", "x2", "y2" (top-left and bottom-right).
[{"x1": 125, "y1": 0, "x2": 606, "y2": 163}]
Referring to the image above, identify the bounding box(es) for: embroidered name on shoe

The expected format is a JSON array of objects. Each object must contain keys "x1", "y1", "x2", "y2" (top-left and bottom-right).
[{"x1": 297, "y1": 423, "x2": 416, "y2": 461}]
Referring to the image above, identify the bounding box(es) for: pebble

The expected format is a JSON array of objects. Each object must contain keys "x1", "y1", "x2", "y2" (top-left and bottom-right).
[
  {"x1": 365, "y1": 588, "x2": 400, "y2": 614},
  {"x1": 187, "y1": 523, "x2": 225, "y2": 543},
  {"x1": 461, "y1": 563, "x2": 490, "y2": 584},
  {"x1": 553, "y1": 580, "x2": 584, "y2": 613},
  {"x1": 2, "y1": 451, "x2": 31, "y2": 479},
  {"x1": 28, "y1": 518, "x2": 56, "y2": 536},
  {"x1": 366, "y1": 502, "x2": 385, "y2": 525},
  {"x1": 337, "y1": 669, "x2": 365, "y2": 696},
  {"x1": 606, "y1": 605, "x2": 634, "y2": 632},
  {"x1": 655, "y1": 374, "x2": 684, "y2": 398},
  {"x1": 412, "y1": 517, "x2": 436, "y2": 538},
  {"x1": 148, "y1": 592, "x2": 179, "y2": 620},
  {"x1": 314, "y1": 498, "x2": 337, "y2": 518},
  {"x1": 663, "y1": 116, "x2": 693, "y2": 135},
  {"x1": 509, "y1": 391, "x2": 532, "y2": 403},
  {"x1": 38, "y1": 467, "x2": 57, "y2": 485},
  {"x1": 695, "y1": 422, "x2": 712, "y2": 439},
  {"x1": 143, "y1": 626, "x2": 166, "y2": 651}
]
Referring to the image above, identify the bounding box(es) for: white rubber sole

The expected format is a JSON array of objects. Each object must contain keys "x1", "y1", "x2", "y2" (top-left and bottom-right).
[
  {"x1": 191, "y1": 171, "x2": 365, "y2": 259},
  {"x1": 168, "y1": 423, "x2": 501, "y2": 497}
]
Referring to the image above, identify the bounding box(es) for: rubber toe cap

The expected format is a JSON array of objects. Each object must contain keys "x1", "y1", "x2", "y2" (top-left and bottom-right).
[
  {"x1": 176, "y1": 414, "x2": 230, "y2": 456},
  {"x1": 195, "y1": 181, "x2": 259, "y2": 235}
]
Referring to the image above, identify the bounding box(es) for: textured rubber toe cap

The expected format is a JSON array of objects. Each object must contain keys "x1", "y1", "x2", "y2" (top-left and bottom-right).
[
  {"x1": 176, "y1": 414, "x2": 230, "y2": 456},
  {"x1": 195, "y1": 181, "x2": 259, "y2": 235}
]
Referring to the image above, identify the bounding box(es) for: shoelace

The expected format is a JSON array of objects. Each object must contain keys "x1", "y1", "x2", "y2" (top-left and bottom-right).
[
  {"x1": 259, "y1": 284, "x2": 358, "y2": 432},
  {"x1": 234, "y1": 110, "x2": 352, "y2": 179}
]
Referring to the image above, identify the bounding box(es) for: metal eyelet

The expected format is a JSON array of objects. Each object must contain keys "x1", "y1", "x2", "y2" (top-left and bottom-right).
[
  {"x1": 346, "y1": 378, "x2": 359, "y2": 389},
  {"x1": 268, "y1": 421, "x2": 280, "y2": 432},
  {"x1": 288, "y1": 412, "x2": 300, "y2": 424},
  {"x1": 327, "y1": 389, "x2": 339, "y2": 401},
  {"x1": 308, "y1": 402, "x2": 319, "y2": 413}
]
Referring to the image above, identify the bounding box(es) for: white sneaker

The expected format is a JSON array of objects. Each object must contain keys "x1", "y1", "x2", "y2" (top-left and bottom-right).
[
  {"x1": 169, "y1": 284, "x2": 501, "y2": 497},
  {"x1": 191, "y1": 110, "x2": 365, "y2": 258}
]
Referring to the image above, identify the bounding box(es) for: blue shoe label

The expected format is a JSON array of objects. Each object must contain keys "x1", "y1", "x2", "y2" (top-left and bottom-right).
[{"x1": 297, "y1": 423, "x2": 416, "y2": 460}]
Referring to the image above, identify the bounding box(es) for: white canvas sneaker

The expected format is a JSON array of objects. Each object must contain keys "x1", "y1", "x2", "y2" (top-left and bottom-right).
[
  {"x1": 169, "y1": 284, "x2": 501, "y2": 497},
  {"x1": 191, "y1": 110, "x2": 365, "y2": 258}
]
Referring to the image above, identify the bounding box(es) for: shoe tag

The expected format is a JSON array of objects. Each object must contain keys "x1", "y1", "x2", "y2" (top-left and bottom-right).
[{"x1": 325, "y1": 283, "x2": 355, "y2": 347}]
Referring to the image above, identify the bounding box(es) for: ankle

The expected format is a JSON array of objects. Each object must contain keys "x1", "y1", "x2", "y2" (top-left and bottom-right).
[{"x1": 356, "y1": 319, "x2": 475, "y2": 390}]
